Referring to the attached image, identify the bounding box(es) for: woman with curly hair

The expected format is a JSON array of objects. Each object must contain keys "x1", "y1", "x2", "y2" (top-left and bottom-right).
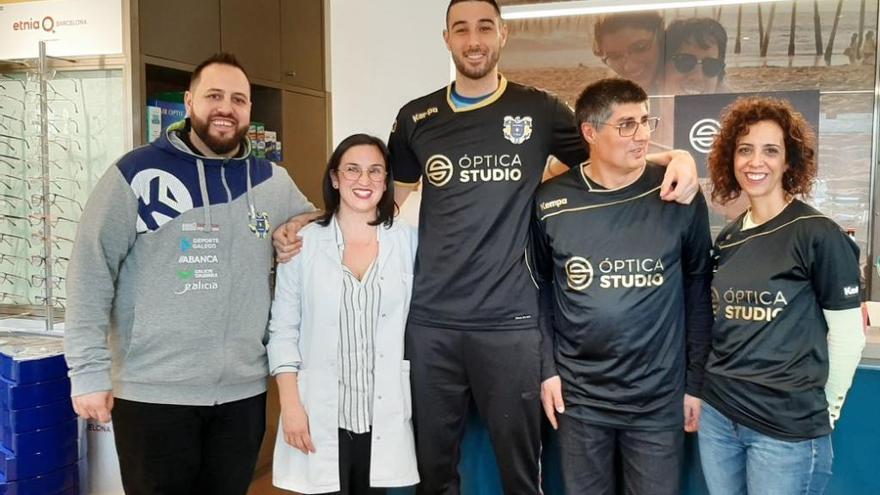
[{"x1": 699, "y1": 97, "x2": 865, "y2": 495}]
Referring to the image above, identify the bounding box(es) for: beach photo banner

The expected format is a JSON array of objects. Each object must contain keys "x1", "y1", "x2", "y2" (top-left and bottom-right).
[{"x1": 500, "y1": 0, "x2": 876, "y2": 255}]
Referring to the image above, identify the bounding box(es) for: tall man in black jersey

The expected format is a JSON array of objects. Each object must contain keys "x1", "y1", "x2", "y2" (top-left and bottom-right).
[
  {"x1": 531, "y1": 78, "x2": 713, "y2": 495},
  {"x1": 385, "y1": 2, "x2": 701, "y2": 494}
]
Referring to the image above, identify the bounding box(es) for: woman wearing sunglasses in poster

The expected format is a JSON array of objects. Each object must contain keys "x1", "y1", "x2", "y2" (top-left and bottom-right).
[{"x1": 663, "y1": 18, "x2": 731, "y2": 96}]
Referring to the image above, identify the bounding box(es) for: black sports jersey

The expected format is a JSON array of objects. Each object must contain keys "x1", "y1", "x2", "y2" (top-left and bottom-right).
[
  {"x1": 389, "y1": 76, "x2": 586, "y2": 330},
  {"x1": 532, "y1": 164, "x2": 713, "y2": 430},
  {"x1": 702, "y1": 199, "x2": 861, "y2": 441}
]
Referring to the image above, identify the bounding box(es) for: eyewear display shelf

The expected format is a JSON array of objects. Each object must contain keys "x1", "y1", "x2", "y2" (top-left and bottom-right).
[
  {"x1": 1, "y1": 42, "x2": 88, "y2": 495},
  {"x1": 1, "y1": 42, "x2": 92, "y2": 329}
]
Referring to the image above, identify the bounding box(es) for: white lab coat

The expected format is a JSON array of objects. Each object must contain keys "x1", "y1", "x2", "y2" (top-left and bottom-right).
[{"x1": 266, "y1": 217, "x2": 419, "y2": 493}]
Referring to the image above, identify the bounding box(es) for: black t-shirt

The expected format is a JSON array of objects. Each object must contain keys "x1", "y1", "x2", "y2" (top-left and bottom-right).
[
  {"x1": 702, "y1": 199, "x2": 861, "y2": 440},
  {"x1": 389, "y1": 76, "x2": 586, "y2": 330},
  {"x1": 532, "y1": 164, "x2": 713, "y2": 430}
]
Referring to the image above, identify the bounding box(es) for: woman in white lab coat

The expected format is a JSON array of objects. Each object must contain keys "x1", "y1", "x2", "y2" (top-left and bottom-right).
[{"x1": 267, "y1": 134, "x2": 419, "y2": 494}]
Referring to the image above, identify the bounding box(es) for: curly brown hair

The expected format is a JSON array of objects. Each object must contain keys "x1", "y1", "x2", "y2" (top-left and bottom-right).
[{"x1": 707, "y1": 96, "x2": 817, "y2": 205}]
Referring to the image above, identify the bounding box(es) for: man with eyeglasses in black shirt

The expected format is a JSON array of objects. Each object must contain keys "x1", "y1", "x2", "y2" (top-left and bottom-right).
[{"x1": 532, "y1": 78, "x2": 713, "y2": 495}]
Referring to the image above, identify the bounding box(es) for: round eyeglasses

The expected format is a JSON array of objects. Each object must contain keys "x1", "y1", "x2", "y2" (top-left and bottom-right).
[{"x1": 338, "y1": 165, "x2": 387, "y2": 182}]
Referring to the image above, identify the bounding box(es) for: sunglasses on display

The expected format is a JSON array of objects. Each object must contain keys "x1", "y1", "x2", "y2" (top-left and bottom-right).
[{"x1": 669, "y1": 53, "x2": 725, "y2": 77}]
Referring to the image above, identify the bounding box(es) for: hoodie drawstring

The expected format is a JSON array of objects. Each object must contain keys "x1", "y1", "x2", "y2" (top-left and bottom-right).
[{"x1": 196, "y1": 159, "x2": 212, "y2": 233}]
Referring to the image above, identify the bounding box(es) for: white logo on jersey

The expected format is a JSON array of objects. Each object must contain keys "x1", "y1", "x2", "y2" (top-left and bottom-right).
[
  {"x1": 425, "y1": 154, "x2": 454, "y2": 187},
  {"x1": 843, "y1": 285, "x2": 859, "y2": 297},
  {"x1": 541, "y1": 198, "x2": 568, "y2": 211},
  {"x1": 566, "y1": 256, "x2": 594, "y2": 291},
  {"x1": 689, "y1": 118, "x2": 721, "y2": 154},
  {"x1": 131, "y1": 169, "x2": 194, "y2": 232},
  {"x1": 503, "y1": 116, "x2": 533, "y2": 144}
]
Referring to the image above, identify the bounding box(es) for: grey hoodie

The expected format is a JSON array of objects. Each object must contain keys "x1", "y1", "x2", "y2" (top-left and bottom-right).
[{"x1": 64, "y1": 122, "x2": 314, "y2": 405}]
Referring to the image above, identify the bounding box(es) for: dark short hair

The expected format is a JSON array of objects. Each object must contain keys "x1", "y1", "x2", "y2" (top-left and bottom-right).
[
  {"x1": 592, "y1": 12, "x2": 665, "y2": 57},
  {"x1": 575, "y1": 78, "x2": 649, "y2": 130},
  {"x1": 190, "y1": 52, "x2": 250, "y2": 90},
  {"x1": 708, "y1": 96, "x2": 817, "y2": 205},
  {"x1": 665, "y1": 18, "x2": 728, "y2": 79},
  {"x1": 316, "y1": 134, "x2": 396, "y2": 228},
  {"x1": 446, "y1": 0, "x2": 502, "y2": 27}
]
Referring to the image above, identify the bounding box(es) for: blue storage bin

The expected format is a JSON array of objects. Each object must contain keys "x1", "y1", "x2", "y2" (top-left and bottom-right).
[
  {"x1": 0, "y1": 462, "x2": 78, "y2": 494},
  {"x1": 0, "y1": 334, "x2": 66, "y2": 385},
  {"x1": 0, "y1": 376, "x2": 70, "y2": 411},
  {"x1": 0, "y1": 442, "x2": 78, "y2": 481},
  {"x1": 4, "y1": 419, "x2": 76, "y2": 457},
  {"x1": 2, "y1": 399, "x2": 76, "y2": 446},
  {"x1": 0, "y1": 353, "x2": 67, "y2": 386}
]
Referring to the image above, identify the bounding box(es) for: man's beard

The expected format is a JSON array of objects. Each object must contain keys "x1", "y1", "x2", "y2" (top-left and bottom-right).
[
  {"x1": 191, "y1": 114, "x2": 249, "y2": 155},
  {"x1": 451, "y1": 48, "x2": 500, "y2": 81}
]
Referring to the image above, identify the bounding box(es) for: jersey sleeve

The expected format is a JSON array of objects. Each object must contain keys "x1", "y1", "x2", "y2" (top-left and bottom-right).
[
  {"x1": 527, "y1": 205, "x2": 558, "y2": 380},
  {"x1": 681, "y1": 192, "x2": 714, "y2": 396},
  {"x1": 810, "y1": 223, "x2": 861, "y2": 310},
  {"x1": 546, "y1": 94, "x2": 589, "y2": 168},
  {"x1": 388, "y1": 108, "x2": 422, "y2": 185}
]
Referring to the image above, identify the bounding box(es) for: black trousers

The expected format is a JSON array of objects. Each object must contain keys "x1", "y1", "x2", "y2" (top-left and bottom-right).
[
  {"x1": 405, "y1": 323, "x2": 542, "y2": 495},
  {"x1": 112, "y1": 393, "x2": 266, "y2": 495},
  {"x1": 558, "y1": 413, "x2": 684, "y2": 495},
  {"x1": 318, "y1": 429, "x2": 386, "y2": 495}
]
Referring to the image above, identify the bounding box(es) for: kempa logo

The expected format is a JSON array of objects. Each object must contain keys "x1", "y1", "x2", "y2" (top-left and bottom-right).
[
  {"x1": 565, "y1": 256, "x2": 593, "y2": 291},
  {"x1": 689, "y1": 118, "x2": 721, "y2": 154},
  {"x1": 540, "y1": 198, "x2": 568, "y2": 211},
  {"x1": 425, "y1": 154, "x2": 454, "y2": 187}
]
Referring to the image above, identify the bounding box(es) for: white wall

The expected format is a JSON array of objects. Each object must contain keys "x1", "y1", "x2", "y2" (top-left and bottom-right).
[{"x1": 327, "y1": 0, "x2": 451, "y2": 146}]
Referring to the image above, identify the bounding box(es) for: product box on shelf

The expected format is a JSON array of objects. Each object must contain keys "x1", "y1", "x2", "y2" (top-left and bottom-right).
[
  {"x1": 249, "y1": 122, "x2": 267, "y2": 158},
  {"x1": 146, "y1": 91, "x2": 187, "y2": 143},
  {"x1": 265, "y1": 130, "x2": 283, "y2": 162}
]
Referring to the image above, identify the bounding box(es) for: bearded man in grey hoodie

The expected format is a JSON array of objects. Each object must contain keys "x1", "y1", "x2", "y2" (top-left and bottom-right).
[{"x1": 64, "y1": 52, "x2": 316, "y2": 495}]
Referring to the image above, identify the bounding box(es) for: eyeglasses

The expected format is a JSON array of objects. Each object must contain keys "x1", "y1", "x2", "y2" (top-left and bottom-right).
[
  {"x1": 337, "y1": 165, "x2": 387, "y2": 183},
  {"x1": 29, "y1": 255, "x2": 69, "y2": 268},
  {"x1": 0, "y1": 233, "x2": 32, "y2": 248},
  {"x1": 0, "y1": 291, "x2": 25, "y2": 303},
  {"x1": 30, "y1": 274, "x2": 65, "y2": 289},
  {"x1": 601, "y1": 37, "x2": 656, "y2": 69},
  {"x1": 0, "y1": 272, "x2": 27, "y2": 285},
  {"x1": 34, "y1": 294, "x2": 66, "y2": 308},
  {"x1": 0, "y1": 254, "x2": 26, "y2": 266},
  {"x1": 31, "y1": 233, "x2": 75, "y2": 250},
  {"x1": 598, "y1": 116, "x2": 660, "y2": 137},
  {"x1": 669, "y1": 53, "x2": 725, "y2": 78},
  {"x1": 31, "y1": 192, "x2": 84, "y2": 212}
]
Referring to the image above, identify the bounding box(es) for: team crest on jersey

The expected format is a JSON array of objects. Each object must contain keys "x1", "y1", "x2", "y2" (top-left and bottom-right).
[{"x1": 503, "y1": 116, "x2": 533, "y2": 144}]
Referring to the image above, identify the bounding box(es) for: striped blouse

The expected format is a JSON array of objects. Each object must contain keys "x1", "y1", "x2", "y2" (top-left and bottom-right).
[{"x1": 338, "y1": 259, "x2": 381, "y2": 434}]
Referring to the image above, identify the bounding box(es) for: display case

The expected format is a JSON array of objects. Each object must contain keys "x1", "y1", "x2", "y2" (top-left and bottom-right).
[{"x1": 0, "y1": 42, "x2": 126, "y2": 329}]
